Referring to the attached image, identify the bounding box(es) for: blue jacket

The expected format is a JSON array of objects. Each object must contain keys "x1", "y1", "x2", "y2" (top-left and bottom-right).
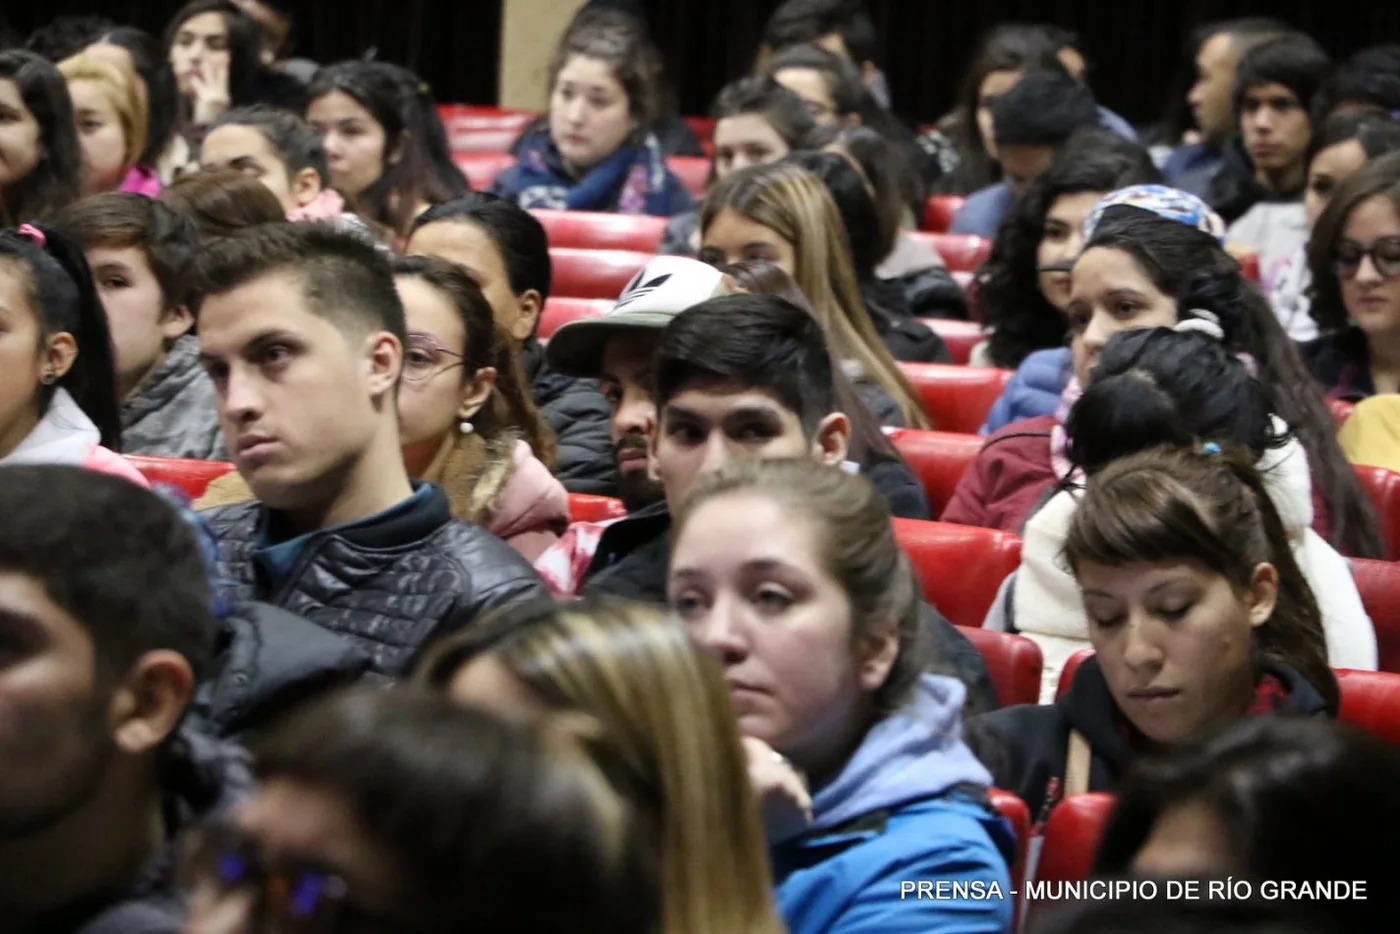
[
  {"x1": 950, "y1": 182, "x2": 1013, "y2": 238},
  {"x1": 772, "y1": 675, "x2": 1015, "y2": 934},
  {"x1": 1161, "y1": 142, "x2": 1224, "y2": 200},
  {"x1": 980, "y1": 347, "x2": 1072, "y2": 435}
]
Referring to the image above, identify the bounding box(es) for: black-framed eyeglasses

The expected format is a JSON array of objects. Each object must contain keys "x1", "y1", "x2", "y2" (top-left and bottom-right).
[
  {"x1": 1333, "y1": 236, "x2": 1400, "y2": 279},
  {"x1": 401, "y1": 332, "x2": 465, "y2": 384}
]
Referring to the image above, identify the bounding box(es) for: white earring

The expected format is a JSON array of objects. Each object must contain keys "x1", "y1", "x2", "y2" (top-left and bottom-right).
[{"x1": 459, "y1": 420, "x2": 474, "y2": 435}]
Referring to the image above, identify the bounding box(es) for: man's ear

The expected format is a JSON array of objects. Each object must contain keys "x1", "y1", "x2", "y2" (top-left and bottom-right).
[
  {"x1": 366, "y1": 332, "x2": 403, "y2": 399},
  {"x1": 290, "y1": 166, "x2": 322, "y2": 208},
  {"x1": 107, "y1": 650, "x2": 196, "y2": 755},
  {"x1": 159, "y1": 304, "x2": 195, "y2": 341},
  {"x1": 810, "y1": 412, "x2": 850, "y2": 466},
  {"x1": 510, "y1": 289, "x2": 542, "y2": 344}
]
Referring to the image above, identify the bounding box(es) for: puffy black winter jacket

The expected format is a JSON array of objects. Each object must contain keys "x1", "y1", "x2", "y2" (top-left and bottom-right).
[
  {"x1": 523, "y1": 338, "x2": 618, "y2": 496},
  {"x1": 202, "y1": 485, "x2": 550, "y2": 675}
]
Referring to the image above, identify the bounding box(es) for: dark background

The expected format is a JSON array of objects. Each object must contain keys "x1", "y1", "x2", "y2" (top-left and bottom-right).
[{"x1": 3, "y1": 1, "x2": 1399, "y2": 126}]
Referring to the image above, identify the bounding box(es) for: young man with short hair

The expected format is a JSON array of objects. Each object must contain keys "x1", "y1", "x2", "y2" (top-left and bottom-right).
[
  {"x1": 54, "y1": 192, "x2": 224, "y2": 459},
  {"x1": 951, "y1": 69, "x2": 1100, "y2": 237},
  {"x1": 761, "y1": 0, "x2": 889, "y2": 107},
  {"x1": 192, "y1": 222, "x2": 548, "y2": 675},
  {"x1": 0, "y1": 465, "x2": 245, "y2": 934},
  {"x1": 199, "y1": 104, "x2": 349, "y2": 221}
]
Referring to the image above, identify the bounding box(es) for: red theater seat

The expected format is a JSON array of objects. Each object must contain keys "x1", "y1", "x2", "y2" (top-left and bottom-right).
[
  {"x1": 906, "y1": 232, "x2": 992, "y2": 273},
  {"x1": 1057, "y1": 648, "x2": 1096, "y2": 699},
  {"x1": 549, "y1": 248, "x2": 650, "y2": 300},
  {"x1": 567, "y1": 493, "x2": 627, "y2": 524},
  {"x1": 898, "y1": 363, "x2": 1013, "y2": 434},
  {"x1": 447, "y1": 128, "x2": 525, "y2": 153},
  {"x1": 532, "y1": 209, "x2": 668, "y2": 252},
  {"x1": 1033, "y1": 792, "x2": 1115, "y2": 888},
  {"x1": 919, "y1": 318, "x2": 984, "y2": 365},
  {"x1": 683, "y1": 116, "x2": 716, "y2": 144},
  {"x1": 988, "y1": 788, "x2": 1030, "y2": 920},
  {"x1": 922, "y1": 195, "x2": 966, "y2": 233},
  {"x1": 125, "y1": 456, "x2": 234, "y2": 499},
  {"x1": 1336, "y1": 668, "x2": 1400, "y2": 745},
  {"x1": 539, "y1": 297, "x2": 613, "y2": 340},
  {"x1": 1353, "y1": 463, "x2": 1400, "y2": 559},
  {"x1": 1351, "y1": 558, "x2": 1400, "y2": 673},
  {"x1": 1327, "y1": 397, "x2": 1355, "y2": 429},
  {"x1": 886, "y1": 429, "x2": 983, "y2": 517},
  {"x1": 452, "y1": 152, "x2": 514, "y2": 190},
  {"x1": 666, "y1": 156, "x2": 711, "y2": 199},
  {"x1": 891, "y1": 518, "x2": 1021, "y2": 629},
  {"x1": 957, "y1": 626, "x2": 1044, "y2": 708}
]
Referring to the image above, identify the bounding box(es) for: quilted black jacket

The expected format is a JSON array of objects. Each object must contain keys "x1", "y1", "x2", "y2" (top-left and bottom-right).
[
  {"x1": 523, "y1": 337, "x2": 618, "y2": 496},
  {"x1": 202, "y1": 485, "x2": 550, "y2": 675}
]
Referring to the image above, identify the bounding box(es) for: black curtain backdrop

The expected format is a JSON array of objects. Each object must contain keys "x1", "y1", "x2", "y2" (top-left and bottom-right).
[{"x1": 3, "y1": 1, "x2": 1399, "y2": 128}]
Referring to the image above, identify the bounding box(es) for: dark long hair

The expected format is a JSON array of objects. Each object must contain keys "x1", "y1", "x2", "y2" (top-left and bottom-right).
[
  {"x1": 0, "y1": 51, "x2": 82, "y2": 226},
  {"x1": 162, "y1": 0, "x2": 262, "y2": 106},
  {"x1": 1086, "y1": 207, "x2": 1385, "y2": 558},
  {"x1": 979, "y1": 127, "x2": 1161, "y2": 369},
  {"x1": 307, "y1": 61, "x2": 469, "y2": 239},
  {"x1": 411, "y1": 192, "x2": 553, "y2": 303},
  {"x1": 96, "y1": 27, "x2": 180, "y2": 168},
  {"x1": 1307, "y1": 150, "x2": 1400, "y2": 335},
  {"x1": 0, "y1": 225, "x2": 122, "y2": 450}
]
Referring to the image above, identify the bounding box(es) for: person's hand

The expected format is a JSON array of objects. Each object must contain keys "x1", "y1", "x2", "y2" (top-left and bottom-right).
[
  {"x1": 743, "y1": 736, "x2": 811, "y2": 839},
  {"x1": 190, "y1": 59, "x2": 231, "y2": 126}
]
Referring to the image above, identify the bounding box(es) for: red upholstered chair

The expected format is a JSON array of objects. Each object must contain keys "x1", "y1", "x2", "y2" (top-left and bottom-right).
[
  {"x1": 1351, "y1": 558, "x2": 1400, "y2": 673},
  {"x1": 886, "y1": 429, "x2": 983, "y2": 517},
  {"x1": 532, "y1": 209, "x2": 668, "y2": 252},
  {"x1": 452, "y1": 152, "x2": 515, "y2": 190},
  {"x1": 125, "y1": 456, "x2": 234, "y2": 499},
  {"x1": 539, "y1": 297, "x2": 614, "y2": 340},
  {"x1": 957, "y1": 626, "x2": 1044, "y2": 708},
  {"x1": 1328, "y1": 397, "x2": 1355, "y2": 429},
  {"x1": 1336, "y1": 668, "x2": 1400, "y2": 745},
  {"x1": 683, "y1": 116, "x2": 716, "y2": 144},
  {"x1": 906, "y1": 232, "x2": 992, "y2": 272},
  {"x1": 447, "y1": 127, "x2": 526, "y2": 153},
  {"x1": 567, "y1": 493, "x2": 628, "y2": 524},
  {"x1": 898, "y1": 363, "x2": 1013, "y2": 434},
  {"x1": 988, "y1": 788, "x2": 1030, "y2": 923},
  {"x1": 549, "y1": 248, "x2": 650, "y2": 299},
  {"x1": 922, "y1": 195, "x2": 966, "y2": 232},
  {"x1": 666, "y1": 156, "x2": 711, "y2": 198},
  {"x1": 890, "y1": 518, "x2": 1022, "y2": 629},
  {"x1": 918, "y1": 318, "x2": 984, "y2": 365},
  {"x1": 1033, "y1": 792, "x2": 1116, "y2": 887},
  {"x1": 1056, "y1": 648, "x2": 1096, "y2": 699},
  {"x1": 1352, "y1": 463, "x2": 1400, "y2": 559}
]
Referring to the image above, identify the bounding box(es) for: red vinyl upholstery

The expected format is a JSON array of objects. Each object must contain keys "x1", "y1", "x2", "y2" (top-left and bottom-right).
[
  {"x1": 683, "y1": 116, "x2": 716, "y2": 143},
  {"x1": 539, "y1": 297, "x2": 613, "y2": 340},
  {"x1": 1033, "y1": 793, "x2": 1115, "y2": 887},
  {"x1": 988, "y1": 788, "x2": 1031, "y2": 923},
  {"x1": 533, "y1": 209, "x2": 668, "y2": 252},
  {"x1": 922, "y1": 195, "x2": 967, "y2": 233},
  {"x1": 549, "y1": 248, "x2": 651, "y2": 299},
  {"x1": 891, "y1": 518, "x2": 1022, "y2": 629},
  {"x1": 1336, "y1": 668, "x2": 1400, "y2": 745},
  {"x1": 567, "y1": 493, "x2": 628, "y2": 524},
  {"x1": 898, "y1": 363, "x2": 1013, "y2": 434},
  {"x1": 1056, "y1": 648, "x2": 1096, "y2": 699},
  {"x1": 1328, "y1": 397, "x2": 1355, "y2": 429},
  {"x1": 666, "y1": 156, "x2": 711, "y2": 198},
  {"x1": 918, "y1": 318, "x2": 984, "y2": 365},
  {"x1": 1351, "y1": 558, "x2": 1400, "y2": 673},
  {"x1": 957, "y1": 626, "x2": 1045, "y2": 708},
  {"x1": 887, "y1": 429, "x2": 983, "y2": 517},
  {"x1": 906, "y1": 232, "x2": 992, "y2": 272},
  {"x1": 124, "y1": 456, "x2": 234, "y2": 499},
  {"x1": 451, "y1": 151, "x2": 514, "y2": 190},
  {"x1": 1353, "y1": 463, "x2": 1400, "y2": 559}
]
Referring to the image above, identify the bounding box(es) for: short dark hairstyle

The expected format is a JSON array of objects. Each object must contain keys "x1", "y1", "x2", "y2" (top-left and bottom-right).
[
  {"x1": 1233, "y1": 32, "x2": 1332, "y2": 116},
  {"x1": 654, "y1": 293, "x2": 837, "y2": 436},
  {"x1": 411, "y1": 192, "x2": 554, "y2": 302},
  {"x1": 991, "y1": 69, "x2": 1100, "y2": 148},
  {"x1": 23, "y1": 14, "x2": 117, "y2": 62},
  {"x1": 190, "y1": 221, "x2": 407, "y2": 346},
  {"x1": 1312, "y1": 45, "x2": 1400, "y2": 125},
  {"x1": 0, "y1": 50, "x2": 81, "y2": 226},
  {"x1": 766, "y1": 43, "x2": 866, "y2": 119},
  {"x1": 711, "y1": 76, "x2": 820, "y2": 150},
  {"x1": 208, "y1": 104, "x2": 330, "y2": 185},
  {"x1": 0, "y1": 466, "x2": 217, "y2": 684},
  {"x1": 160, "y1": 167, "x2": 287, "y2": 239},
  {"x1": 52, "y1": 193, "x2": 200, "y2": 309},
  {"x1": 763, "y1": 0, "x2": 882, "y2": 68},
  {"x1": 253, "y1": 688, "x2": 660, "y2": 934}
]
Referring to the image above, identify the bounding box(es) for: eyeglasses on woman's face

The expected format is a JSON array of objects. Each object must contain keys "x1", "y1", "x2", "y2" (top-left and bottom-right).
[
  {"x1": 1333, "y1": 236, "x2": 1400, "y2": 279},
  {"x1": 401, "y1": 332, "x2": 465, "y2": 384}
]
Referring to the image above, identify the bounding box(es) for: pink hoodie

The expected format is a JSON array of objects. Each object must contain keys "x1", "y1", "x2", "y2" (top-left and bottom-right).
[
  {"x1": 118, "y1": 165, "x2": 162, "y2": 198},
  {"x1": 489, "y1": 440, "x2": 570, "y2": 562}
]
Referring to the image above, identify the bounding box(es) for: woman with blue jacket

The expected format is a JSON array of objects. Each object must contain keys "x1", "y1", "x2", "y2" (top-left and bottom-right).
[{"x1": 669, "y1": 458, "x2": 1014, "y2": 934}]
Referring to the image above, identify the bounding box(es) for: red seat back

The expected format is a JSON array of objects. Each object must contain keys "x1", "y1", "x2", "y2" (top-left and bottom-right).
[
  {"x1": 666, "y1": 156, "x2": 710, "y2": 198},
  {"x1": 988, "y1": 788, "x2": 1030, "y2": 924},
  {"x1": 906, "y1": 232, "x2": 992, "y2": 272},
  {"x1": 539, "y1": 297, "x2": 614, "y2": 340},
  {"x1": 567, "y1": 493, "x2": 627, "y2": 524},
  {"x1": 1336, "y1": 668, "x2": 1400, "y2": 745},
  {"x1": 922, "y1": 195, "x2": 966, "y2": 233},
  {"x1": 898, "y1": 363, "x2": 1013, "y2": 434},
  {"x1": 452, "y1": 152, "x2": 514, "y2": 190},
  {"x1": 124, "y1": 455, "x2": 234, "y2": 499},
  {"x1": 918, "y1": 318, "x2": 983, "y2": 365},
  {"x1": 1328, "y1": 397, "x2": 1355, "y2": 429},
  {"x1": 891, "y1": 518, "x2": 1022, "y2": 629},
  {"x1": 532, "y1": 209, "x2": 668, "y2": 252},
  {"x1": 1353, "y1": 463, "x2": 1400, "y2": 559},
  {"x1": 683, "y1": 116, "x2": 716, "y2": 144},
  {"x1": 447, "y1": 127, "x2": 526, "y2": 153},
  {"x1": 1034, "y1": 792, "x2": 1115, "y2": 887},
  {"x1": 886, "y1": 429, "x2": 983, "y2": 517},
  {"x1": 549, "y1": 248, "x2": 651, "y2": 299},
  {"x1": 1350, "y1": 558, "x2": 1400, "y2": 673},
  {"x1": 957, "y1": 625, "x2": 1044, "y2": 708},
  {"x1": 1056, "y1": 647, "x2": 1096, "y2": 699}
]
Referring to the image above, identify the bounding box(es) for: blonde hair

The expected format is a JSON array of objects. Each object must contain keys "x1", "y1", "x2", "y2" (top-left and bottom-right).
[
  {"x1": 416, "y1": 597, "x2": 784, "y2": 934},
  {"x1": 58, "y1": 54, "x2": 147, "y2": 174},
  {"x1": 701, "y1": 161, "x2": 929, "y2": 428}
]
